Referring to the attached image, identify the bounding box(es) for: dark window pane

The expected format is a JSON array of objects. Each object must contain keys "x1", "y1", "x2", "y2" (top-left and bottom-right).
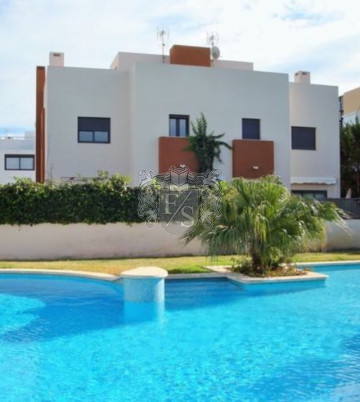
[
  {"x1": 169, "y1": 118, "x2": 177, "y2": 137},
  {"x1": 179, "y1": 119, "x2": 188, "y2": 137},
  {"x1": 243, "y1": 118, "x2": 260, "y2": 139},
  {"x1": 20, "y1": 157, "x2": 34, "y2": 170},
  {"x1": 5, "y1": 157, "x2": 19, "y2": 170},
  {"x1": 292, "y1": 127, "x2": 316, "y2": 150},
  {"x1": 169, "y1": 115, "x2": 189, "y2": 137},
  {"x1": 79, "y1": 131, "x2": 93, "y2": 142},
  {"x1": 78, "y1": 117, "x2": 110, "y2": 143},
  {"x1": 5, "y1": 155, "x2": 34, "y2": 170},
  {"x1": 79, "y1": 117, "x2": 110, "y2": 132},
  {"x1": 94, "y1": 131, "x2": 109, "y2": 143}
]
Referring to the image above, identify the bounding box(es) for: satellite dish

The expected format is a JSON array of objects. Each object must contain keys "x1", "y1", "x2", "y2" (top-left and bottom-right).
[{"x1": 211, "y1": 46, "x2": 220, "y2": 60}]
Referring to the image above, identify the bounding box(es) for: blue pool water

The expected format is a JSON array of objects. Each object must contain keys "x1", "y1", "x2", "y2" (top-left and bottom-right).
[{"x1": 1, "y1": 266, "x2": 360, "y2": 401}]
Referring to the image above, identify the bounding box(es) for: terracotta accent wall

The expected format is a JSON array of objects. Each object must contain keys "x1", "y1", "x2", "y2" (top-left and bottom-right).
[
  {"x1": 232, "y1": 139, "x2": 274, "y2": 179},
  {"x1": 169, "y1": 45, "x2": 211, "y2": 67},
  {"x1": 159, "y1": 137, "x2": 199, "y2": 173},
  {"x1": 36, "y1": 66, "x2": 46, "y2": 183}
]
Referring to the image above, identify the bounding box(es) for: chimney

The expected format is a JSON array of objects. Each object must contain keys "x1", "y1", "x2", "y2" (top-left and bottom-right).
[
  {"x1": 294, "y1": 71, "x2": 310, "y2": 84},
  {"x1": 49, "y1": 52, "x2": 65, "y2": 67}
]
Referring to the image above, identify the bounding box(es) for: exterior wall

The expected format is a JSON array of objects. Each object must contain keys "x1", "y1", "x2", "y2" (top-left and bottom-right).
[
  {"x1": 289, "y1": 83, "x2": 340, "y2": 197},
  {"x1": 343, "y1": 111, "x2": 358, "y2": 125},
  {"x1": 325, "y1": 220, "x2": 360, "y2": 250},
  {"x1": 342, "y1": 87, "x2": 360, "y2": 124},
  {"x1": 110, "y1": 52, "x2": 253, "y2": 72},
  {"x1": 0, "y1": 223, "x2": 205, "y2": 260},
  {"x1": 0, "y1": 221, "x2": 357, "y2": 260},
  {"x1": 130, "y1": 62, "x2": 291, "y2": 186},
  {"x1": 43, "y1": 48, "x2": 339, "y2": 193},
  {"x1": 45, "y1": 66, "x2": 131, "y2": 180},
  {"x1": 215, "y1": 59, "x2": 253, "y2": 71},
  {"x1": 342, "y1": 87, "x2": 360, "y2": 115},
  {"x1": 110, "y1": 52, "x2": 169, "y2": 70},
  {"x1": 0, "y1": 134, "x2": 35, "y2": 184}
]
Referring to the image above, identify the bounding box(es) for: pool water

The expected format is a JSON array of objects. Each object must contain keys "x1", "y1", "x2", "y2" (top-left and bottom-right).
[{"x1": 1, "y1": 266, "x2": 360, "y2": 401}]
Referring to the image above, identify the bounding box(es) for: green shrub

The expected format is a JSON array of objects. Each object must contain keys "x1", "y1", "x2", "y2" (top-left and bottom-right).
[{"x1": 0, "y1": 173, "x2": 144, "y2": 225}]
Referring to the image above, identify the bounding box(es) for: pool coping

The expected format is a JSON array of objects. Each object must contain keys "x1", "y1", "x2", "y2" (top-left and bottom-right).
[
  {"x1": 0, "y1": 268, "x2": 226, "y2": 282},
  {"x1": 295, "y1": 260, "x2": 360, "y2": 267},
  {"x1": 0, "y1": 268, "x2": 118, "y2": 281},
  {"x1": 0, "y1": 260, "x2": 359, "y2": 284},
  {"x1": 204, "y1": 265, "x2": 329, "y2": 284},
  {"x1": 227, "y1": 270, "x2": 328, "y2": 284}
]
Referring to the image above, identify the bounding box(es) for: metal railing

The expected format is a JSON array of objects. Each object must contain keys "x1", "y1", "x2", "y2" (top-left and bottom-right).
[{"x1": 326, "y1": 198, "x2": 360, "y2": 219}]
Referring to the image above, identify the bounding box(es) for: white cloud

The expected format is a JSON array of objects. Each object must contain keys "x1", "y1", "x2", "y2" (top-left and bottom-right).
[{"x1": 0, "y1": 0, "x2": 359, "y2": 130}]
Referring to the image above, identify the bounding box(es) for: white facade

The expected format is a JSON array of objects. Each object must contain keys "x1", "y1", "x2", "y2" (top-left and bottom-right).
[
  {"x1": 45, "y1": 67, "x2": 129, "y2": 180},
  {"x1": 41, "y1": 47, "x2": 340, "y2": 197},
  {"x1": 290, "y1": 82, "x2": 340, "y2": 197},
  {"x1": 0, "y1": 132, "x2": 35, "y2": 184}
]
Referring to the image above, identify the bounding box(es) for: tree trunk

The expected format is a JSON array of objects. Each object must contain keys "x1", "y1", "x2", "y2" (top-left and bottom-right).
[{"x1": 251, "y1": 253, "x2": 265, "y2": 275}]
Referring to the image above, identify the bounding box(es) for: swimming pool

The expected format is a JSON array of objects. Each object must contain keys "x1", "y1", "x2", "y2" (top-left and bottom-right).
[{"x1": 0, "y1": 265, "x2": 360, "y2": 401}]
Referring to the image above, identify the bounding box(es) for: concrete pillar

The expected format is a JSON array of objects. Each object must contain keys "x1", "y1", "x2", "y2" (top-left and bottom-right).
[{"x1": 121, "y1": 267, "x2": 168, "y2": 303}]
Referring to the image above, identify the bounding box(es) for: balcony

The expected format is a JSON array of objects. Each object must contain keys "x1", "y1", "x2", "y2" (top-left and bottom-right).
[
  {"x1": 159, "y1": 137, "x2": 274, "y2": 178},
  {"x1": 232, "y1": 139, "x2": 274, "y2": 179},
  {"x1": 158, "y1": 137, "x2": 199, "y2": 174}
]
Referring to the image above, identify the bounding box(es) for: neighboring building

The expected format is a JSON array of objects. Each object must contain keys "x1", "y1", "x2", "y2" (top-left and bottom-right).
[
  {"x1": 35, "y1": 45, "x2": 340, "y2": 198},
  {"x1": 340, "y1": 86, "x2": 360, "y2": 125},
  {"x1": 0, "y1": 131, "x2": 35, "y2": 184}
]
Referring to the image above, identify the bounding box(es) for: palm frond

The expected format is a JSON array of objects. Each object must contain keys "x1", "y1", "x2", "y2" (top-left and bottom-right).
[{"x1": 184, "y1": 176, "x2": 346, "y2": 274}]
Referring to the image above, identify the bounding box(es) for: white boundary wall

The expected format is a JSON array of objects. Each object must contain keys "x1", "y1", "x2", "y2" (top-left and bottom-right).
[
  {"x1": 325, "y1": 220, "x2": 360, "y2": 251},
  {"x1": 0, "y1": 221, "x2": 359, "y2": 260},
  {"x1": 0, "y1": 223, "x2": 205, "y2": 260}
]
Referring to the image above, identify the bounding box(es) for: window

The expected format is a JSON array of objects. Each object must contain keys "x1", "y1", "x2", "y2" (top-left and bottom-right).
[
  {"x1": 292, "y1": 190, "x2": 327, "y2": 200},
  {"x1": 169, "y1": 115, "x2": 189, "y2": 137},
  {"x1": 5, "y1": 155, "x2": 34, "y2": 170},
  {"x1": 291, "y1": 126, "x2": 316, "y2": 150},
  {"x1": 242, "y1": 118, "x2": 260, "y2": 140},
  {"x1": 78, "y1": 117, "x2": 110, "y2": 143}
]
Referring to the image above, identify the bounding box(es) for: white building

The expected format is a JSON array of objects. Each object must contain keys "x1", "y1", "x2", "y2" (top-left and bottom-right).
[
  {"x1": 0, "y1": 131, "x2": 35, "y2": 184},
  {"x1": 36, "y1": 45, "x2": 340, "y2": 198}
]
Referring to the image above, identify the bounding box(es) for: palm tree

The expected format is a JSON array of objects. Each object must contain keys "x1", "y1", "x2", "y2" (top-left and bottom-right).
[
  {"x1": 187, "y1": 113, "x2": 232, "y2": 173},
  {"x1": 185, "y1": 176, "x2": 344, "y2": 276}
]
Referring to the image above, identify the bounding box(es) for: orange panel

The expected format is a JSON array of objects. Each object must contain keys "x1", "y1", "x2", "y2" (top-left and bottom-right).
[
  {"x1": 170, "y1": 45, "x2": 211, "y2": 67},
  {"x1": 36, "y1": 66, "x2": 46, "y2": 183},
  {"x1": 158, "y1": 137, "x2": 199, "y2": 174},
  {"x1": 232, "y1": 140, "x2": 274, "y2": 179}
]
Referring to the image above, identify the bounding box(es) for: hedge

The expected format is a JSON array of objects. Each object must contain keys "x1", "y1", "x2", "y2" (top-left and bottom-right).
[{"x1": 0, "y1": 173, "x2": 145, "y2": 225}]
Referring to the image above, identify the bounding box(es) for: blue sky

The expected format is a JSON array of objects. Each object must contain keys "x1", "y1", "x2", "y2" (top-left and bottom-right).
[{"x1": 0, "y1": 0, "x2": 359, "y2": 134}]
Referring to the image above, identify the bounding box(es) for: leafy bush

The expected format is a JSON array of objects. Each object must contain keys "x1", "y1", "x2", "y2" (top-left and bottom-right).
[{"x1": 0, "y1": 173, "x2": 144, "y2": 225}]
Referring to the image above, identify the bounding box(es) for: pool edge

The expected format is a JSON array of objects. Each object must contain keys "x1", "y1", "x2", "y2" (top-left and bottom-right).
[{"x1": 0, "y1": 268, "x2": 118, "y2": 282}]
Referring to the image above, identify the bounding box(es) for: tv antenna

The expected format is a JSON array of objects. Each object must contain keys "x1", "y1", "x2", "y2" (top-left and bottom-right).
[
  {"x1": 157, "y1": 27, "x2": 169, "y2": 63},
  {"x1": 207, "y1": 32, "x2": 220, "y2": 63}
]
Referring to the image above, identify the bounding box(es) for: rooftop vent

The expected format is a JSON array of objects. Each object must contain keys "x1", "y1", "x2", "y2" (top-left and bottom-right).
[
  {"x1": 294, "y1": 71, "x2": 310, "y2": 84},
  {"x1": 49, "y1": 52, "x2": 64, "y2": 67}
]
